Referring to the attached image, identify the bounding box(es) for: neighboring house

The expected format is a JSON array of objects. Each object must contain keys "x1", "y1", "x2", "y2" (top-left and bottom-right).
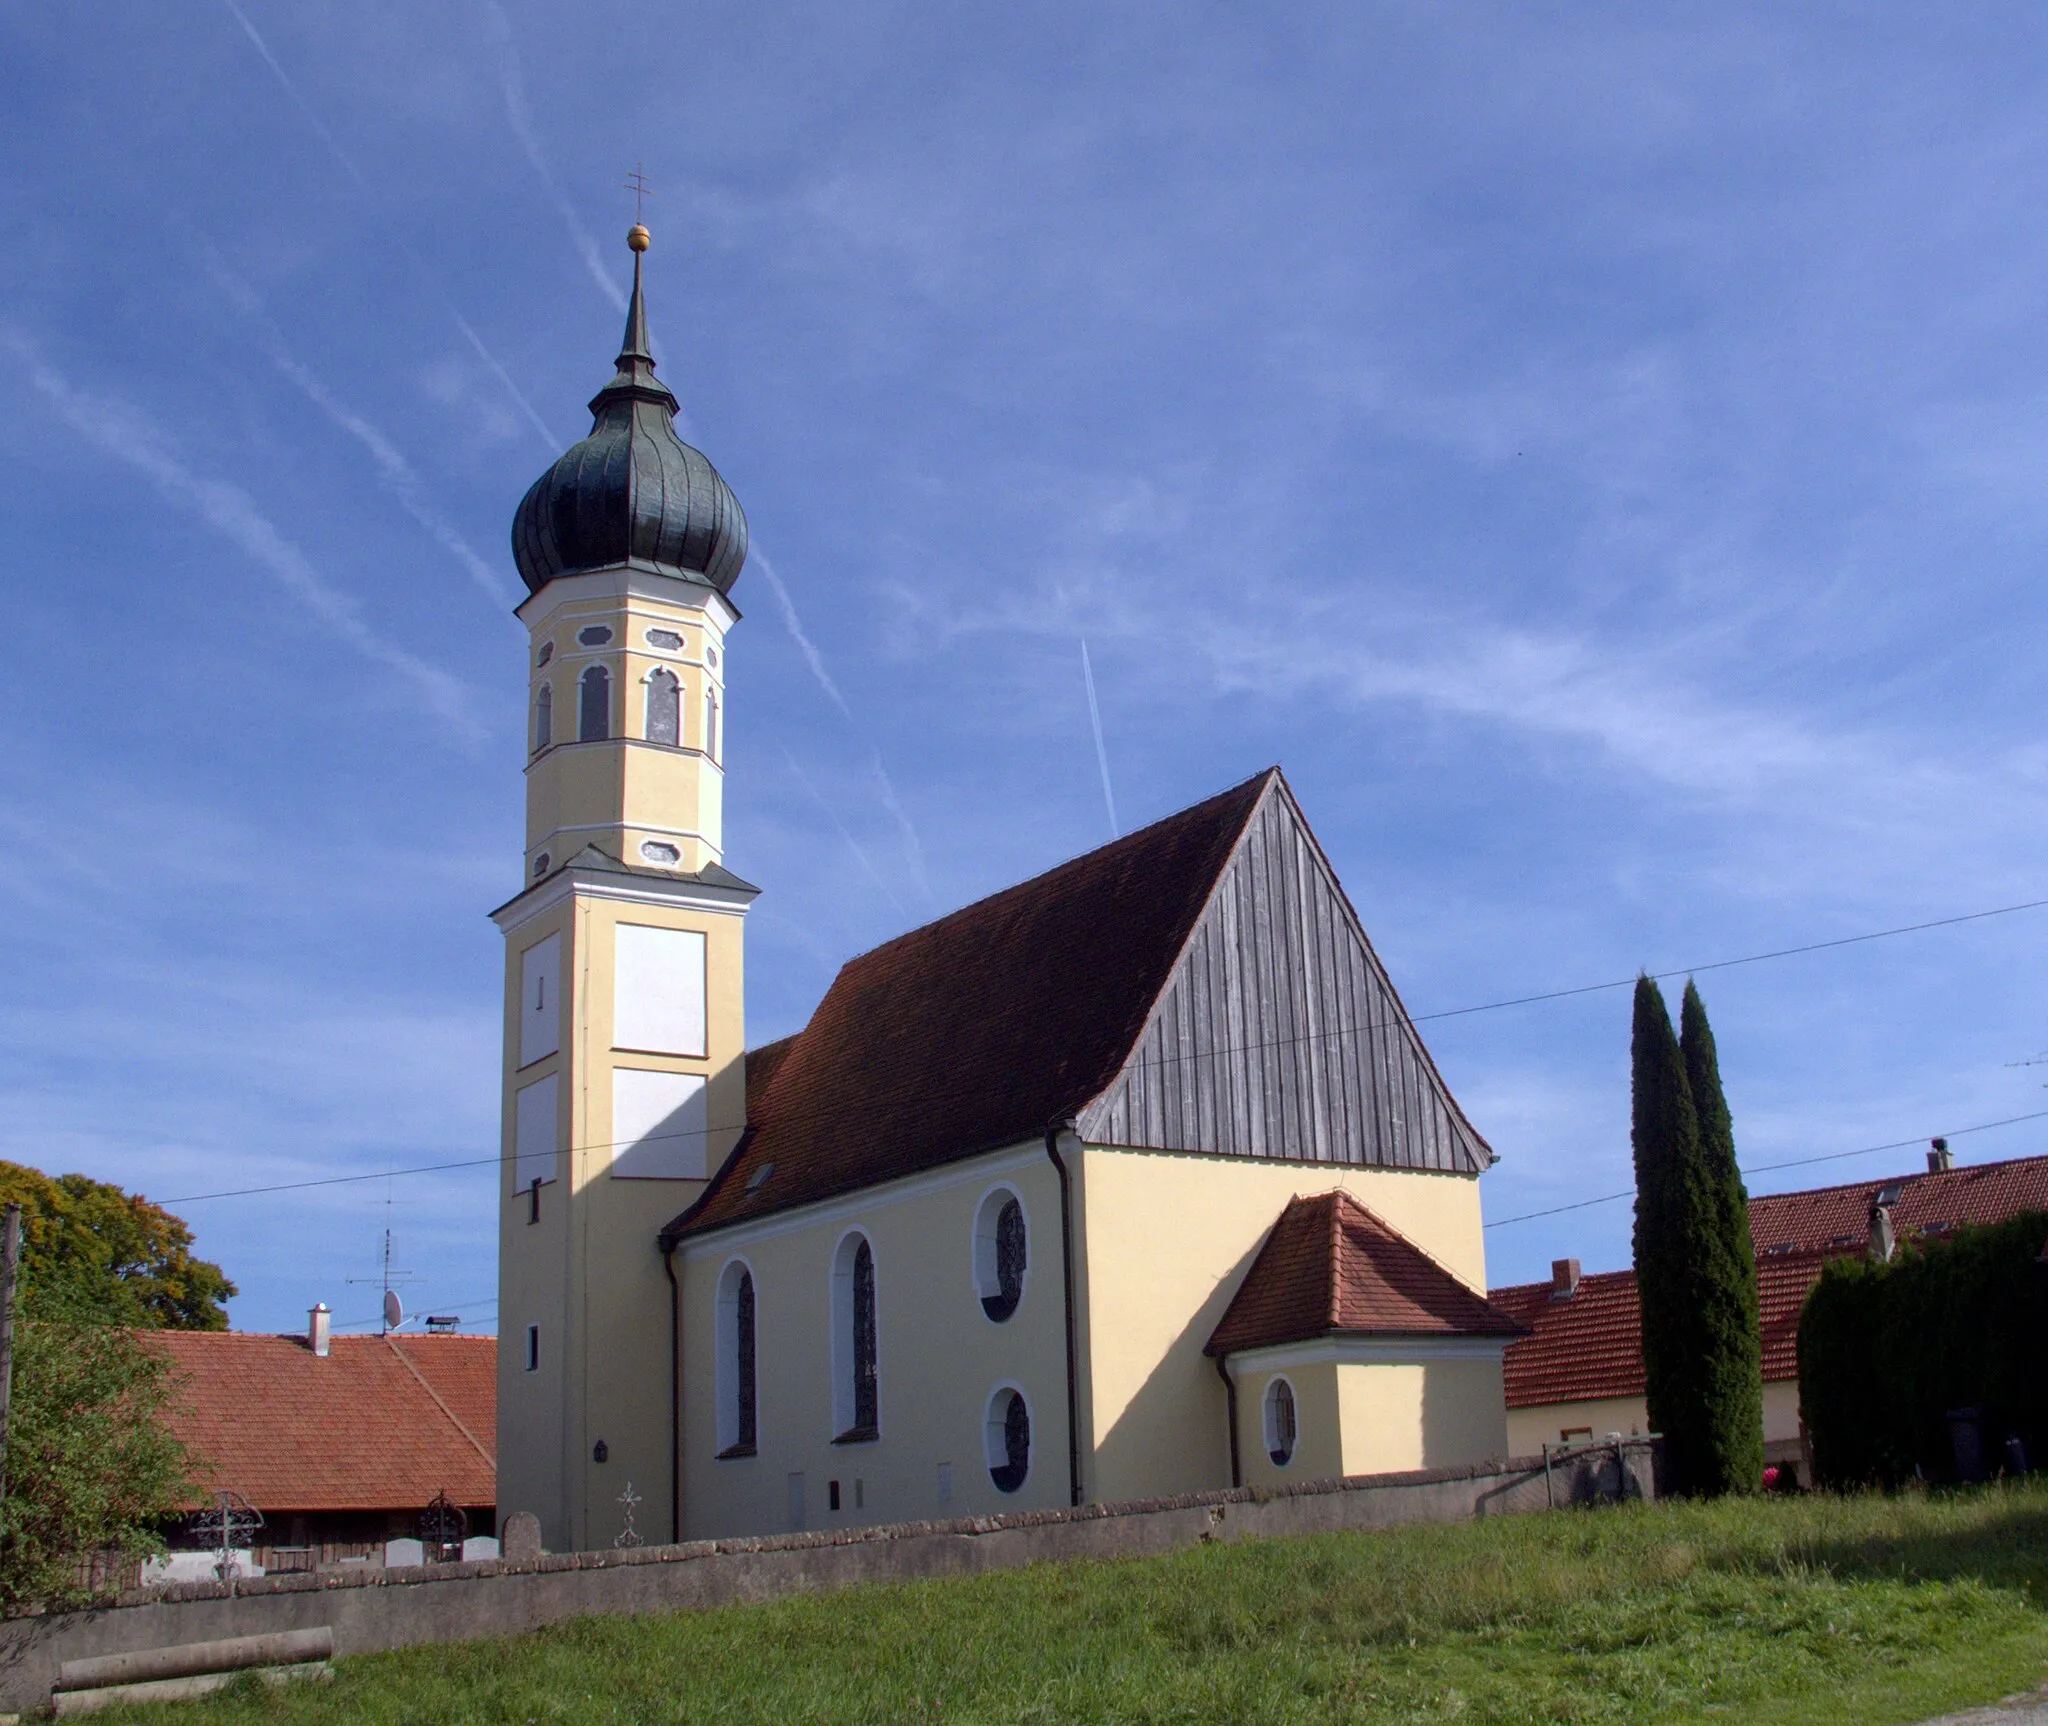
[
  {"x1": 492, "y1": 227, "x2": 1524, "y2": 1551},
  {"x1": 1490, "y1": 1149, "x2": 2048, "y2": 1481},
  {"x1": 154, "y1": 1316, "x2": 496, "y2": 1569}
]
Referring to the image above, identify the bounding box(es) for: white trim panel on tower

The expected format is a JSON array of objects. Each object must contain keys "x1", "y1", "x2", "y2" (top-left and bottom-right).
[
  {"x1": 613, "y1": 924, "x2": 708, "y2": 1057},
  {"x1": 515, "y1": 1073, "x2": 560, "y2": 1187},
  {"x1": 611, "y1": 1068, "x2": 710, "y2": 1179},
  {"x1": 519, "y1": 933, "x2": 562, "y2": 1067}
]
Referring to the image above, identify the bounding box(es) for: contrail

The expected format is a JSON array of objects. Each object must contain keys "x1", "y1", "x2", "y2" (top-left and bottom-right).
[
  {"x1": 869, "y1": 752, "x2": 932, "y2": 904},
  {"x1": 218, "y1": 0, "x2": 559, "y2": 453},
  {"x1": 752, "y1": 549, "x2": 854, "y2": 721},
  {"x1": 1081, "y1": 639, "x2": 1120, "y2": 837},
  {"x1": 194, "y1": 242, "x2": 516, "y2": 607},
  {"x1": 484, "y1": 3, "x2": 626, "y2": 314},
  {"x1": 5, "y1": 332, "x2": 476, "y2": 732}
]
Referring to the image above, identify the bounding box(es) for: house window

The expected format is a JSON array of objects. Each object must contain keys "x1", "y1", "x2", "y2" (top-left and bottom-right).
[
  {"x1": 831, "y1": 1233, "x2": 878, "y2": 1442},
  {"x1": 525, "y1": 1324, "x2": 540, "y2": 1373},
  {"x1": 577, "y1": 625, "x2": 613, "y2": 647},
  {"x1": 645, "y1": 627, "x2": 684, "y2": 651},
  {"x1": 717, "y1": 1260, "x2": 758, "y2": 1458},
  {"x1": 1263, "y1": 1376, "x2": 1296, "y2": 1467},
  {"x1": 579, "y1": 664, "x2": 610, "y2": 741},
  {"x1": 973, "y1": 1187, "x2": 1028, "y2": 1322},
  {"x1": 645, "y1": 668, "x2": 680, "y2": 746},
  {"x1": 985, "y1": 1387, "x2": 1030, "y2": 1493},
  {"x1": 536, "y1": 641, "x2": 554, "y2": 667},
  {"x1": 704, "y1": 687, "x2": 720, "y2": 763},
  {"x1": 532, "y1": 683, "x2": 552, "y2": 752}
]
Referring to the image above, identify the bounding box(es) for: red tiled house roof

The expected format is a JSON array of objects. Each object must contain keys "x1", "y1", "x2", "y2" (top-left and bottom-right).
[
  {"x1": 1748, "y1": 1153, "x2": 2048, "y2": 1254},
  {"x1": 1207, "y1": 1192, "x2": 1524, "y2": 1356},
  {"x1": 151, "y1": 1332, "x2": 495, "y2": 1513},
  {"x1": 1489, "y1": 1151, "x2": 2048, "y2": 1410},
  {"x1": 668, "y1": 773, "x2": 1275, "y2": 1238}
]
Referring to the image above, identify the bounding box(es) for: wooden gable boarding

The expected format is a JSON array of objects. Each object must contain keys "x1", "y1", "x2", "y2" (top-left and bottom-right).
[{"x1": 1079, "y1": 778, "x2": 1490, "y2": 1175}]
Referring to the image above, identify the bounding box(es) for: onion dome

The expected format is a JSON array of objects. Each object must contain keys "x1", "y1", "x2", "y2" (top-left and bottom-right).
[{"x1": 512, "y1": 227, "x2": 747, "y2": 596}]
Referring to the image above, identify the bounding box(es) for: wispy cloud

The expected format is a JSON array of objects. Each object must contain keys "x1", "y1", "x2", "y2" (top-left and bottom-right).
[
  {"x1": 3, "y1": 330, "x2": 476, "y2": 731},
  {"x1": 780, "y1": 748, "x2": 905, "y2": 913},
  {"x1": 751, "y1": 548, "x2": 854, "y2": 720},
  {"x1": 482, "y1": 2, "x2": 627, "y2": 315},
  {"x1": 217, "y1": 0, "x2": 560, "y2": 452},
  {"x1": 194, "y1": 242, "x2": 517, "y2": 608}
]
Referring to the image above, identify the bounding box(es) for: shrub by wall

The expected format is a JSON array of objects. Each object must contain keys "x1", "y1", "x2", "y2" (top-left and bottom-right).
[{"x1": 1798, "y1": 1210, "x2": 2048, "y2": 1487}]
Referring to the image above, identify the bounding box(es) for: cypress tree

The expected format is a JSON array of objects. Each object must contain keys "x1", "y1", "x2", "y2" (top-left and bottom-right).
[
  {"x1": 1630, "y1": 975, "x2": 1711, "y2": 1495},
  {"x1": 1679, "y1": 981, "x2": 1765, "y2": 1494}
]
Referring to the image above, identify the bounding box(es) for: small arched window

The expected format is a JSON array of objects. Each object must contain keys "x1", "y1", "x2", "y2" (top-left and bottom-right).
[
  {"x1": 532, "y1": 683, "x2": 552, "y2": 753},
  {"x1": 579, "y1": 664, "x2": 610, "y2": 741},
  {"x1": 973, "y1": 1188, "x2": 1028, "y2": 1322},
  {"x1": 831, "y1": 1232, "x2": 878, "y2": 1443},
  {"x1": 986, "y1": 1387, "x2": 1030, "y2": 1493},
  {"x1": 704, "y1": 687, "x2": 720, "y2": 763},
  {"x1": 645, "y1": 668, "x2": 680, "y2": 746},
  {"x1": 1264, "y1": 1376, "x2": 1297, "y2": 1467},
  {"x1": 716, "y1": 1260, "x2": 757, "y2": 1458}
]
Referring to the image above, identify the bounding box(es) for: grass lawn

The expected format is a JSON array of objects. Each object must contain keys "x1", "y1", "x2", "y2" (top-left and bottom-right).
[{"x1": 99, "y1": 1482, "x2": 2048, "y2": 1724}]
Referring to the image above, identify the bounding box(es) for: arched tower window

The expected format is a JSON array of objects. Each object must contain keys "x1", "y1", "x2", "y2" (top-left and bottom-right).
[
  {"x1": 579, "y1": 664, "x2": 611, "y2": 741},
  {"x1": 716, "y1": 1260, "x2": 757, "y2": 1458},
  {"x1": 532, "y1": 683, "x2": 552, "y2": 753},
  {"x1": 645, "y1": 668, "x2": 680, "y2": 746},
  {"x1": 831, "y1": 1232, "x2": 878, "y2": 1442},
  {"x1": 704, "y1": 687, "x2": 720, "y2": 764}
]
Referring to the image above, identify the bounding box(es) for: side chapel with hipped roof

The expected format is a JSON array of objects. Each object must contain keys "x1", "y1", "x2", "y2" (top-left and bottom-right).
[{"x1": 493, "y1": 226, "x2": 1524, "y2": 1551}]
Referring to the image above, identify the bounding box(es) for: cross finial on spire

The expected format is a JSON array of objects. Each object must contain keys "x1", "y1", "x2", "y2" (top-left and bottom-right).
[{"x1": 622, "y1": 165, "x2": 655, "y2": 252}]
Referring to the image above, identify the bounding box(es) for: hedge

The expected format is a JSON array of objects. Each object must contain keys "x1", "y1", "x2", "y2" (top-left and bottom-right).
[{"x1": 1798, "y1": 1210, "x2": 2048, "y2": 1488}]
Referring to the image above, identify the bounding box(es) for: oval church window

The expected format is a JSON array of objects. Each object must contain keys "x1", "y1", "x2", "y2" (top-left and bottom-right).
[
  {"x1": 986, "y1": 1387, "x2": 1030, "y2": 1493},
  {"x1": 973, "y1": 1188, "x2": 1027, "y2": 1322},
  {"x1": 1264, "y1": 1376, "x2": 1297, "y2": 1468}
]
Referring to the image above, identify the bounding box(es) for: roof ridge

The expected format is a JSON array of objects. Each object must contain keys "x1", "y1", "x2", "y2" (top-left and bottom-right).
[
  {"x1": 382, "y1": 1336, "x2": 495, "y2": 1468},
  {"x1": 1334, "y1": 1188, "x2": 1490, "y2": 1298},
  {"x1": 1750, "y1": 1148, "x2": 2048, "y2": 1209}
]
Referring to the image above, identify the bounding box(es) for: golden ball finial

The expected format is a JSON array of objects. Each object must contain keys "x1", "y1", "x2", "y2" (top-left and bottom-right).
[{"x1": 628, "y1": 224, "x2": 651, "y2": 253}]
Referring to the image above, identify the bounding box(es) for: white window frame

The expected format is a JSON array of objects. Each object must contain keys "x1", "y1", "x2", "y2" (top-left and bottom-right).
[
  {"x1": 1262, "y1": 1374, "x2": 1298, "y2": 1468},
  {"x1": 715, "y1": 1256, "x2": 758, "y2": 1457},
  {"x1": 971, "y1": 1183, "x2": 1029, "y2": 1323},
  {"x1": 983, "y1": 1382, "x2": 1032, "y2": 1493},
  {"x1": 829, "y1": 1229, "x2": 879, "y2": 1441}
]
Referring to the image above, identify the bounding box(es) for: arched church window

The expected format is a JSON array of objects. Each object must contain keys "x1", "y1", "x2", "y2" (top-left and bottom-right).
[
  {"x1": 533, "y1": 683, "x2": 552, "y2": 753},
  {"x1": 717, "y1": 1260, "x2": 757, "y2": 1458},
  {"x1": 1264, "y1": 1376, "x2": 1297, "y2": 1467},
  {"x1": 579, "y1": 664, "x2": 610, "y2": 742},
  {"x1": 985, "y1": 1387, "x2": 1030, "y2": 1493},
  {"x1": 704, "y1": 688, "x2": 720, "y2": 763},
  {"x1": 831, "y1": 1232, "x2": 878, "y2": 1443},
  {"x1": 973, "y1": 1188, "x2": 1028, "y2": 1322},
  {"x1": 645, "y1": 669, "x2": 680, "y2": 746}
]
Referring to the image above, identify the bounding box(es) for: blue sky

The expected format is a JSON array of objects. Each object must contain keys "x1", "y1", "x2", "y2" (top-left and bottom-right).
[{"x1": 4, "y1": 4, "x2": 2048, "y2": 1334}]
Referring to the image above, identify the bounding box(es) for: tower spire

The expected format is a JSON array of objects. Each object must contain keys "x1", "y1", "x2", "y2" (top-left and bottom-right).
[{"x1": 620, "y1": 222, "x2": 653, "y2": 370}]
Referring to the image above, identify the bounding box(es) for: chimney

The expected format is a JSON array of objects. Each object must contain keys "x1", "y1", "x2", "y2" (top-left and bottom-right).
[
  {"x1": 307, "y1": 1302, "x2": 331, "y2": 1358},
  {"x1": 1550, "y1": 1258, "x2": 1582, "y2": 1299},
  {"x1": 1868, "y1": 1204, "x2": 1896, "y2": 1265},
  {"x1": 1928, "y1": 1137, "x2": 1953, "y2": 1175}
]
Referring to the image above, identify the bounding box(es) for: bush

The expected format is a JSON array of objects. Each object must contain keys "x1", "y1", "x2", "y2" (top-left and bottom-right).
[
  {"x1": 1799, "y1": 1210, "x2": 2048, "y2": 1488},
  {"x1": 0, "y1": 1302, "x2": 196, "y2": 1610}
]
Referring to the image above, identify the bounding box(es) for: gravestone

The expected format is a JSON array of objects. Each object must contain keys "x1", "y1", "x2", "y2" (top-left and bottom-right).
[{"x1": 501, "y1": 1511, "x2": 543, "y2": 1561}]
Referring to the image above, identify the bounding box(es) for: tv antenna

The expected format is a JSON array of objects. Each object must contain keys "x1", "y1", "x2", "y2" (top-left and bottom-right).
[{"x1": 348, "y1": 1187, "x2": 424, "y2": 1334}]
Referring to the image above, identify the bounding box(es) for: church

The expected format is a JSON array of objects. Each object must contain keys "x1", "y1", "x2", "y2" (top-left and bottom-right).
[{"x1": 493, "y1": 225, "x2": 1524, "y2": 1553}]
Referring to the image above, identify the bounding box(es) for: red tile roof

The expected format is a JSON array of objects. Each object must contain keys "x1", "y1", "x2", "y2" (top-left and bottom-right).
[
  {"x1": 1206, "y1": 1191, "x2": 1525, "y2": 1356},
  {"x1": 1748, "y1": 1153, "x2": 2048, "y2": 1254},
  {"x1": 1489, "y1": 1249, "x2": 1839, "y2": 1408},
  {"x1": 668, "y1": 772, "x2": 1275, "y2": 1239},
  {"x1": 1489, "y1": 1151, "x2": 2048, "y2": 1409},
  {"x1": 150, "y1": 1331, "x2": 495, "y2": 1513}
]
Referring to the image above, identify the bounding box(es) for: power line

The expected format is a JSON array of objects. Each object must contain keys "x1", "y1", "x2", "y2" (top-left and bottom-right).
[
  {"x1": 147, "y1": 889, "x2": 2048, "y2": 1209},
  {"x1": 1482, "y1": 1107, "x2": 2048, "y2": 1231}
]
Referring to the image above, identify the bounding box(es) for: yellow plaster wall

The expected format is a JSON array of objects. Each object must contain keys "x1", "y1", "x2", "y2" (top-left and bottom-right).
[
  {"x1": 1074, "y1": 1146, "x2": 1490, "y2": 1504},
  {"x1": 1233, "y1": 1362, "x2": 1342, "y2": 1488},
  {"x1": 677, "y1": 1149, "x2": 1069, "y2": 1541}
]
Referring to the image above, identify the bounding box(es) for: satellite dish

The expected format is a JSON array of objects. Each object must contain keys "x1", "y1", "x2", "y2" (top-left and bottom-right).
[{"x1": 383, "y1": 1289, "x2": 404, "y2": 1331}]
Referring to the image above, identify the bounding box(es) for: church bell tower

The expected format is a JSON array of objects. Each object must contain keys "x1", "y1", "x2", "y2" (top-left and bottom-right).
[{"x1": 492, "y1": 223, "x2": 754, "y2": 1551}]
